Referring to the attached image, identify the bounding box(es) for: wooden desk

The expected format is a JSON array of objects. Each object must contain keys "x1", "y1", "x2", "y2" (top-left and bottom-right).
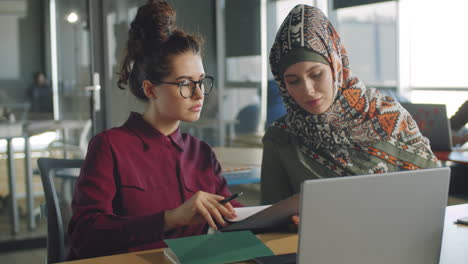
[{"x1": 58, "y1": 204, "x2": 468, "y2": 264}]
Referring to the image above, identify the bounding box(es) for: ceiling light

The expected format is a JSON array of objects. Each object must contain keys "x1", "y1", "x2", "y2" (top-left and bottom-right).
[{"x1": 66, "y1": 12, "x2": 78, "y2": 23}]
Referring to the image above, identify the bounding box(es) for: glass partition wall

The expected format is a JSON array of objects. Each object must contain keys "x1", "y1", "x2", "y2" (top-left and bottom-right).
[
  {"x1": 215, "y1": 0, "x2": 267, "y2": 147},
  {"x1": 45, "y1": 0, "x2": 101, "y2": 158},
  {"x1": 102, "y1": 0, "x2": 142, "y2": 128},
  {"x1": 51, "y1": 0, "x2": 93, "y2": 122}
]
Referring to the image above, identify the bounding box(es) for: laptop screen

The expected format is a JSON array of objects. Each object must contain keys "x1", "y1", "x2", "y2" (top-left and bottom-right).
[{"x1": 298, "y1": 168, "x2": 450, "y2": 264}]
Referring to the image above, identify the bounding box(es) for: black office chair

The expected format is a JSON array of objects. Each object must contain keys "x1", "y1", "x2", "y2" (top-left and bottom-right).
[
  {"x1": 235, "y1": 104, "x2": 260, "y2": 135},
  {"x1": 37, "y1": 158, "x2": 84, "y2": 264}
]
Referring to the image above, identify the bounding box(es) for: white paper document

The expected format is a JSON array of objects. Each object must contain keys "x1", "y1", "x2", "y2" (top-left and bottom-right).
[
  {"x1": 227, "y1": 205, "x2": 272, "y2": 222},
  {"x1": 221, "y1": 194, "x2": 299, "y2": 232}
]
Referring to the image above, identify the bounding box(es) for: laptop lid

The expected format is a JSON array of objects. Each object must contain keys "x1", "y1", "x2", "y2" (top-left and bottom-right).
[
  {"x1": 401, "y1": 103, "x2": 453, "y2": 151},
  {"x1": 298, "y1": 167, "x2": 450, "y2": 264}
]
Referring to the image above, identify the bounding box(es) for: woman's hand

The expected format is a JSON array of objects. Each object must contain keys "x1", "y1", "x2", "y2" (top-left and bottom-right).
[
  {"x1": 164, "y1": 191, "x2": 237, "y2": 231},
  {"x1": 286, "y1": 214, "x2": 300, "y2": 232},
  {"x1": 292, "y1": 214, "x2": 300, "y2": 226}
]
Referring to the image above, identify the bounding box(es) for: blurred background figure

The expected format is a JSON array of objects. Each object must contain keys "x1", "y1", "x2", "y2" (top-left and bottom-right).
[
  {"x1": 27, "y1": 71, "x2": 53, "y2": 115},
  {"x1": 450, "y1": 100, "x2": 468, "y2": 146},
  {"x1": 449, "y1": 100, "x2": 468, "y2": 200}
]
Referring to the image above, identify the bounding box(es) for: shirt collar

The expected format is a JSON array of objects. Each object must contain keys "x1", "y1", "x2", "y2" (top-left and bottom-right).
[
  {"x1": 123, "y1": 112, "x2": 185, "y2": 151},
  {"x1": 168, "y1": 128, "x2": 184, "y2": 151}
]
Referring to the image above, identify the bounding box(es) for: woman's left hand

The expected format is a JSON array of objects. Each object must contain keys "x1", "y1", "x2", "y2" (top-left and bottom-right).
[
  {"x1": 287, "y1": 214, "x2": 300, "y2": 232},
  {"x1": 291, "y1": 214, "x2": 300, "y2": 226}
]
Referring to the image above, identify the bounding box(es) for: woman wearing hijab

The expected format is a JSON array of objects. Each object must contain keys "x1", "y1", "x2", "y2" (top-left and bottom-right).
[{"x1": 261, "y1": 5, "x2": 439, "y2": 205}]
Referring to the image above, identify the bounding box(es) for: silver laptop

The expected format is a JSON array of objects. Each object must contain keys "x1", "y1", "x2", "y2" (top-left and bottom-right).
[
  {"x1": 401, "y1": 103, "x2": 453, "y2": 151},
  {"x1": 298, "y1": 167, "x2": 450, "y2": 264}
]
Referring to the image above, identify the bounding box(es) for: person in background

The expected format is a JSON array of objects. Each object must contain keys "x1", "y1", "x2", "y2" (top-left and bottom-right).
[
  {"x1": 261, "y1": 5, "x2": 439, "y2": 206},
  {"x1": 448, "y1": 100, "x2": 468, "y2": 198},
  {"x1": 67, "y1": 0, "x2": 240, "y2": 260},
  {"x1": 450, "y1": 100, "x2": 468, "y2": 146},
  {"x1": 27, "y1": 71, "x2": 53, "y2": 113}
]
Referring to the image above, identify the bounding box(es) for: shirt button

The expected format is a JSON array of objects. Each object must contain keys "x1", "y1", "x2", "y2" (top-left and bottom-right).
[{"x1": 165, "y1": 137, "x2": 170, "y2": 142}]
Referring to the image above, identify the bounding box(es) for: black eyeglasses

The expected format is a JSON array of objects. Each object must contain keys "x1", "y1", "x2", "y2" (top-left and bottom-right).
[{"x1": 157, "y1": 76, "x2": 215, "y2": 98}]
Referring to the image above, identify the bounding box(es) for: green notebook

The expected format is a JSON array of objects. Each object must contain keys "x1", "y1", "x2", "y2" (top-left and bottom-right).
[{"x1": 163, "y1": 231, "x2": 274, "y2": 264}]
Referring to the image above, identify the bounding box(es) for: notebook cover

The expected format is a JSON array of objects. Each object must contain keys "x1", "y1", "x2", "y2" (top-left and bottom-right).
[{"x1": 163, "y1": 230, "x2": 274, "y2": 264}]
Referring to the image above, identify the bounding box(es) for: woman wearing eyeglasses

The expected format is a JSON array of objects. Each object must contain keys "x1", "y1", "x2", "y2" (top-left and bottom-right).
[{"x1": 67, "y1": 0, "x2": 240, "y2": 260}]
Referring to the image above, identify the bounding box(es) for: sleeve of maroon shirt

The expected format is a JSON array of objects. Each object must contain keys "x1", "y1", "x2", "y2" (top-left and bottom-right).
[{"x1": 68, "y1": 133, "x2": 167, "y2": 256}]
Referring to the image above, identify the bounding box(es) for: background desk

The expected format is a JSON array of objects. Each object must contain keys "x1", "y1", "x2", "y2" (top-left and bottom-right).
[
  {"x1": 213, "y1": 147, "x2": 262, "y2": 185},
  {"x1": 25, "y1": 120, "x2": 87, "y2": 230},
  {"x1": 58, "y1": 203, "x2": 468, "y2": 264},
  {"x1": 434, "y1": 150, "x2": 468, "y2": 165},
  {"x1": 0, "y1": 122, "x2": 23, "y2": 234},
  {"x1": 0, "y1": 119, "x2": 87, "y2": 234}
]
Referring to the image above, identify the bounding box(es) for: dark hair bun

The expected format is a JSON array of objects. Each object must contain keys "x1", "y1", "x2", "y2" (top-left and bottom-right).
[
  {"x1": 128, "y1": 0, "x2": 176, "y2": 58},
  {"x1": 147, "y1": 0, "x2": 176, "y2": 42}
]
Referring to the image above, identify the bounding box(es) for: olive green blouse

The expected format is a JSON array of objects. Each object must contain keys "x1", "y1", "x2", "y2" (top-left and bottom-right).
[
  {"x1": 260, "y1": 124, "x2": 439, "y2": 205},
  {"x1": 261, "y1": 126, "x2": 340, "y2": 204}
]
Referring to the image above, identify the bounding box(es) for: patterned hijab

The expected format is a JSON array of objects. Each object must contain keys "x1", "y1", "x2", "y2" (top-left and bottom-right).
[{"x1": 269, "y1": 5, "x2": 438, "y2": 175}]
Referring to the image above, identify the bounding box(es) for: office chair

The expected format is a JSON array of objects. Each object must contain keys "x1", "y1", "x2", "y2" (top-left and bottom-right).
[
  {"x1": 47, "y1": 119, "x2": 92, "y2": 158},
  {"x1": 37, "y1": 158, "x2": 84, "y2": 264},
  {"x1": 235, "y1": 104, "x2": 260, "y2": 135}
]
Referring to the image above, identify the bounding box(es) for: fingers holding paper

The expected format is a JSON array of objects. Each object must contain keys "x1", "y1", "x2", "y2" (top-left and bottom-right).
[
  {"x1": 210, "y1": 195, "x2": 239, "y2": 222},
  {"x1": 192, "y1": 192, "x2": 238, "y2": 230},
  {"x1": 164, "y1": 191, "x2": 237, "y2": 231}
]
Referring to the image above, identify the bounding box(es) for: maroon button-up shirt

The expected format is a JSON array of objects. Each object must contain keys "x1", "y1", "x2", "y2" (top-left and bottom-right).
[{"x1": 67, "y1": 112, "x2": 241, "y2": 260}]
